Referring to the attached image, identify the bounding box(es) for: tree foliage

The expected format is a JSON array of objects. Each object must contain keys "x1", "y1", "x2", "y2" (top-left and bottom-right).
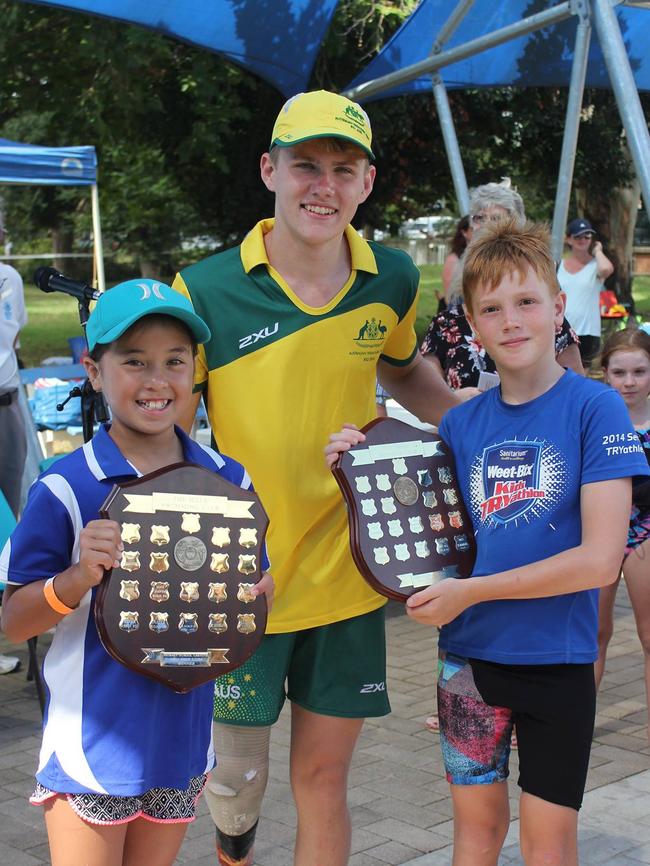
[{"x1": 0, "y1": 1, "x2": 281, "y2": 272}]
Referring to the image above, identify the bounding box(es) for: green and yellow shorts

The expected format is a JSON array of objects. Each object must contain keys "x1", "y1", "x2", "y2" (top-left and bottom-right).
[{"x1": 213, "y1": 607, "x2": 390, "y2": 725}]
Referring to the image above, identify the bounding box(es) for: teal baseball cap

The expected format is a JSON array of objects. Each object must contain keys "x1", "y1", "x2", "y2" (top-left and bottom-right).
[{"x1": 86, "y1": 279, "x2": 211, "y2": 352}]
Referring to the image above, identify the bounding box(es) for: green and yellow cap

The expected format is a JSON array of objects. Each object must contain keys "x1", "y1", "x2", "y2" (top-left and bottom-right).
[{"x1": 270, "y1": 90, "x2": 374, "y2": 160}]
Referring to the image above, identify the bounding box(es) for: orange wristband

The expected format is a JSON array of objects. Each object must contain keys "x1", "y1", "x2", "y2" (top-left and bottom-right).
[{"x1": 43, "y1": 577, "x2": 76, "y2": 616}]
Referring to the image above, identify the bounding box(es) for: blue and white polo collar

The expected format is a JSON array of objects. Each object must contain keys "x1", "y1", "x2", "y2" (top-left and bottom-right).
[{"x1": 82, "y1": 424, "x2": 225, "y2": 482}]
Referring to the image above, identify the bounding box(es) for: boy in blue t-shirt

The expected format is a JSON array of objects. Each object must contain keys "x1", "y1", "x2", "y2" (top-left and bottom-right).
[
  {"x1": 327, "y1": 219, "x2": 649, "y2": 865},
  {"x1": 404, "y1": 221, "x2": 650, "y2": 865}
]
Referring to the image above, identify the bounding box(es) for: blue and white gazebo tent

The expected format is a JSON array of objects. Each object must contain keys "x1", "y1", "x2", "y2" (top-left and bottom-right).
[{"x1": 0, "y1": 138, "x2": 104, "y2": 290}]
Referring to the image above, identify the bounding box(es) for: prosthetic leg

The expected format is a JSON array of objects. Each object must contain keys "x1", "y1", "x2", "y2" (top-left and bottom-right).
[{"x1": 205, "y1": 722, "x2": 272, "y2": 866}]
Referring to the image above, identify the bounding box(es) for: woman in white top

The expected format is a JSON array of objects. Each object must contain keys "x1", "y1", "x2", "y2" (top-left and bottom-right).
[{"x1": 558, "y1": 217, "x2": 614, "y2": 366}]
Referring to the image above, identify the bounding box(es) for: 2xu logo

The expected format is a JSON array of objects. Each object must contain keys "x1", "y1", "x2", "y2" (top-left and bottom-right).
[
  {"x1": 360, "y1": 682, "x2": 386, "y2": 694},
  {"x1": 239, "y1": 322, "x2": 279, "y2": 350}
]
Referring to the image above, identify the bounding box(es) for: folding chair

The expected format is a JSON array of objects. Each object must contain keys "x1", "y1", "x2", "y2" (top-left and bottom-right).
[{"x1": 0, "y1": 491, "x2": 46, "y2": 716}]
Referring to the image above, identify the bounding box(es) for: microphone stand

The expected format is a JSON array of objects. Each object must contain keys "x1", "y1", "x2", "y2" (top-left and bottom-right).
[{"x1": 56, "y1": 296, "x2": 109, "y2": 443}]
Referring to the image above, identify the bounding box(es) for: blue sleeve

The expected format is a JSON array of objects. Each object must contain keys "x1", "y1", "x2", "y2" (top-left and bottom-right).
[
  {"x1": 439, "y1": 413, "x2": 451, "y2": 447},
  {"x1": 218, "y1": 455, "x2": 271, "y2": 572},
  {"x1": 0, "y1": 480, "x2": 75, "y2": 586},
  {"x1": 438, "y1": 411, "x2": 460, "y2": 462},
  {"x1": 581, "y1": 389, "x2": 650, "y2": 484}
]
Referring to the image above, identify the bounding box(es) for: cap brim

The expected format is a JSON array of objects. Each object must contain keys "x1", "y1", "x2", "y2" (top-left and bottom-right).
[
  {"x1": 95, "y1": 307, "x2": 211, "y2": 348},
  {"x1": 271, "y1": 132, "x2": 374, "y2": 160},
  {"x1": 572, "y1": 230, "x2": 595, "y2": 237}
]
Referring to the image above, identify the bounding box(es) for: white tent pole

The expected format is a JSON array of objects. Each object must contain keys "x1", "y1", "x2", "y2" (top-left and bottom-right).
[
  {"x1": 91, "y1": 183, "x2": 106, "y2": 293},
  {"x1": 550, "y1": 1, "x2": 592, "y2": 261},
  {"x1": 430, "y1": 0, "x2": 474, "y2": 215},
  {"x1": 591, "y1": 0, "x2": 650, "y2": 215}
]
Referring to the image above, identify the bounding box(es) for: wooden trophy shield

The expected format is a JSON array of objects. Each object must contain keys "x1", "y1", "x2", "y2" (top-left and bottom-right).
[
  {"x1": 332, "y1": 417, "x2": 475, "y2": 602},
  {"x1": 95, "y1": 462, "x2": 268, "y2": 693}
]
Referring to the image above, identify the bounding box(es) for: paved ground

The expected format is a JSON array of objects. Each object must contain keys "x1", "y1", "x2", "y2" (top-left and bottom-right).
[{"x1": 1, "y1": 585, "x2": 648, "y2": 866}]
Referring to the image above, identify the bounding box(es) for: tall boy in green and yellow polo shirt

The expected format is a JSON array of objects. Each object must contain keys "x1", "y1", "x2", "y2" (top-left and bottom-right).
[{"x1": 175, "y1": 90, "x2": 464, "y2": 866}]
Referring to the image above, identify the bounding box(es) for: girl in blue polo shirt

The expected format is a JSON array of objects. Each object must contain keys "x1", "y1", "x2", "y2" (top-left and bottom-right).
[{"x1": 0, "y1": 281, "x2": 272, "y2": 866}]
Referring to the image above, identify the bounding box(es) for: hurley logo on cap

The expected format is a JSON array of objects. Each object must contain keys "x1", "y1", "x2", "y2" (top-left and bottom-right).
[{"x1": 138, "y1": 282, "x2": 165, "y2": 300}]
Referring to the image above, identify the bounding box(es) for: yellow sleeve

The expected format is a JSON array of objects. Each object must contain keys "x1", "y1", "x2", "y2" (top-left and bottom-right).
[{"x1": 381, "y1": 286, "x2": 420, "y2": 365}]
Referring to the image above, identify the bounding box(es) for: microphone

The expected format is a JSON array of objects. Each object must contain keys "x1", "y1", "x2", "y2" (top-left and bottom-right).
[{"x1": 34, "y1": 267, "x2": 100, "y2": 302}]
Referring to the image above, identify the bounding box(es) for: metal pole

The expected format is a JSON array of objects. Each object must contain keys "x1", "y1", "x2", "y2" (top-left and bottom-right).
[
  {"x1": 591, "y1": 0, "x2": 650, "y2": 214},
  {"x1": 429, "y1": 0, "x2": 474, "y2": 215},
  {"x1": 433, "y1": 77, "x2": 470, "y2": 214},
  {"x1": 91, "y1": 184, "x2": 106, "y2": 293},
  {"x1": 344, "y1": 2, "x2": 573, "y2": 102},
  {"x1": 432, "y1": 0, "x2": 474, "y2": 52},
  {"x1": 550, "y1": 3, "x2": 592, "y2": 260}
]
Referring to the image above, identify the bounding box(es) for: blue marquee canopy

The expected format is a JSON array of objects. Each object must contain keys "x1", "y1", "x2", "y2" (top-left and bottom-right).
[
  {"x1": 0, "y1": 138, "x2": 97, "y2": 185},
  {"x1": 19, "y1": 0, "x2": 341, "y2": 96},
  {"x1": 19, "y1": 1, "x2": 650, "y2": 99},
  {"x1": 346, "y1": 0, "x2": 650, "y2": 100},
  {"x1": 12, "y1": 0, "x2": 650, "y2": 261}
]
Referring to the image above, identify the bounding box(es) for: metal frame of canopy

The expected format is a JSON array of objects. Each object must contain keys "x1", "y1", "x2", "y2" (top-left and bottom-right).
[
  {"x1": 0, "y1": 139, "x2": 105, "y2": 291},
  {"x1": 344, "y1": 0, "x2": 650, "y2": 261}
]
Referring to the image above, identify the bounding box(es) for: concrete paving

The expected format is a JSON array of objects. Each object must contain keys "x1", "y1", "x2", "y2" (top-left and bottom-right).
[{"x1": 0, "y1": 584, "x2": 648, "y2": 865}]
